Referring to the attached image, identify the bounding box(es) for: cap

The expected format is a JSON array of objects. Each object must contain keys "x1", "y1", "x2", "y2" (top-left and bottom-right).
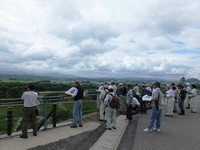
[{"x1": 119, "y1": 83, "x2": 123, "y2": 86}]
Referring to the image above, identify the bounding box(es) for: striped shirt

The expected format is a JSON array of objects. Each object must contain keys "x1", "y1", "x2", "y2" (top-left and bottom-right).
[{"x1": 126, "y1": 89, "x2": 133, "y2": 104}]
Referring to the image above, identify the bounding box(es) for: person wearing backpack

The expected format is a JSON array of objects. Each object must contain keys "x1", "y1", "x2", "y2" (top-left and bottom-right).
[
  {"x1": 104, "y1": 86, "x2": 117, "y2": 130},
  {"x1": 99, "y1": 85, "x2": 109, "y2": 121},
  {"x1": 177, "y1": 84, "x2": 186, "y2": 115}
]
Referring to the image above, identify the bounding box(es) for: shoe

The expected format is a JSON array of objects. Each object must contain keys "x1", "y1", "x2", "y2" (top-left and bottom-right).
[
  {"x1": 153, "y1": 128, "x2": 160, "y2": 132},
  {"x1": 70, "y1": 125, "x2": 77, "y2": 128},
  {"x1": 191, "y1": 111, "x2": 197, "y2": 113},
  {"x1": 173, "y1": 111, "x2": 177, "y2": 113},
  {"x1": 98, "y1": 119, "x2": 104, "y2": 122},
  {"x1": 165, "y1": 115, "x2": 170, "y2": 117},
  {"x1": 112, "y1": 127, "x2": 116, "y2": 129},
  {"x1": 79, "y1": 124, "x2": 83, "y2": 127},
  {"x1": 107, "y1": 128, "x2": 111, "y2": 130},
  {"x1": 33, "y1": 132, "x2": 37, "y2": 136},
  {"x1": 20, "y1": 135, "x2": 28, "y2": 138},
  {"x1": 143, "y1": 128, "x2": 152, "y2": 132}
]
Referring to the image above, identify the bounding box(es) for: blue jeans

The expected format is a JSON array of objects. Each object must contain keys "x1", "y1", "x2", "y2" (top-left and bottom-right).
[
  {"x1": 148, "y1": 107, "x2": 162, "y2": 129},
  {"x1": 73, "y1": 99, "x2": 83, "y2": 126}
]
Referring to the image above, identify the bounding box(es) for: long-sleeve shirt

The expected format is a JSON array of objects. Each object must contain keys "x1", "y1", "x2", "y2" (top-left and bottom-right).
[
  {"x1": 126, "y1": 89, "x2": 133, "y2": 104},
  {"x1": 104, "y1": 92, "x2": 115, "y2": 108}
]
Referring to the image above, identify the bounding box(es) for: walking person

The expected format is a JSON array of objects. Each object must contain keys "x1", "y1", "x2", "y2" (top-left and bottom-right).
[
  {"x1": 66, "y1": 80, "x2": 84, "y2": 128},
  {"x1": 20, "y1": 84, "x2": 40, "y2": 138},
  {"x1": 165, "y1": 84, "x2": 175, "y2": 117},
  {"x1": 104, "y1": 86, "x2": 117, "y2": 130},
  {"x1": 190, "y1": 84, "x2": 197, "y2": 113},
  {"x1": 126, "y1": 84, "x2": 133, "y2": 122},
  {"x1": 177, "y1": 84, "x2": 186, "y2": 115},
  {"x1": 99, "y1": 85, "x2": 109, "y2": 121},
  {"x1": 143, "y1": 82, "x2": 162, "y2": 132},
  {"x1": 185, "y1": 83, "x2": 192, "y2": 109}
]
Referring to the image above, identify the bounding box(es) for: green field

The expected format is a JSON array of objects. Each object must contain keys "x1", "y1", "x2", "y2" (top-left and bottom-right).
[{"x1": 0, "y1": 101, "x2": 98, "y2": 135}]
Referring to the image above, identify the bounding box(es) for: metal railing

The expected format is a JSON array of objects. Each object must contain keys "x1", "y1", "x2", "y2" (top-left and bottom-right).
[{"x1": 0, "y1": 91, "x2": 99, "y2": 139}]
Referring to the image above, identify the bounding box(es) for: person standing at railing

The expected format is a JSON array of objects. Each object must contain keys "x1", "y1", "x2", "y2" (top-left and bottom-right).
[
  {"x1": 20, "y1": 83, "x2": 40, "y2": 138},
  {"x1": 111, "y1": 81, "x2": 117, "y2": 96},
  {"x1": 99, "y1": 85, "x2": 109, "y2": 121},
  {"x1": 65, "y1": 80, "x2": 84, "y2": 128},
  {"x1": 189, "y1": 84, "x2": 197, "y2": 113}
]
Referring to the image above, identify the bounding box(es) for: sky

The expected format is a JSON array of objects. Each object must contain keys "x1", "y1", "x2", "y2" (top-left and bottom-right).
[{"x1": 0, "y1": 0, "x2": 200, "y2": 80}]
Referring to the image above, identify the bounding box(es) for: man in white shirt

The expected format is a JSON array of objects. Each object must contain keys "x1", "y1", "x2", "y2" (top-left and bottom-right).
[
  {"x1": 111, "y1": 81, "x2": 117, "y2": 96},
  {"x1": 20, "y1": 84, "x2": 39, "y2": 138},
  {"x1": 104, "y1": 86, "x2": 117, "y2": 130},
  {"x1": 99, "y1": 85, "x2": 109, "y2": 121},
  {"x1": 165, "y1": 84, "x2": 175, "y2": 117},
  {"x1": 65, "y1": 80, "x2": 84, "y2": 128}
]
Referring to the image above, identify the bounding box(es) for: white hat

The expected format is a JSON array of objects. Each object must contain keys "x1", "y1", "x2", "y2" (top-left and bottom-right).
[
  {"x1": 119, "y1": 83, "x2": 123, "y2": 86},
  {"x1": 108, "y1": 85, "x2": 113, "y2": 90},
  {"x1": 186, "y1": 83, "x2": 190, "y2": 86}
]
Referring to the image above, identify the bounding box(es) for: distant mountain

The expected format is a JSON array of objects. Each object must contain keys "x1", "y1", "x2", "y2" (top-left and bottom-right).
[
  {"x1": 186, "y1": 78, "x2": 200, "y2": 83},
  {"x1": 0, "y1": 73, "x2": 80, "y2": 81}
]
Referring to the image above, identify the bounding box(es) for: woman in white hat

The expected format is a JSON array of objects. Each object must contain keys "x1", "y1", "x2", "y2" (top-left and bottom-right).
[{"x1": 165, "y1": 84, "x2": 175, "y2": 117}]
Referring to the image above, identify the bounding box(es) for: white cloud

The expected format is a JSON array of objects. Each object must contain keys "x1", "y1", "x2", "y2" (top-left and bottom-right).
[{"x1": 0, "y1": 0, "x2": 200, "y2": 80}]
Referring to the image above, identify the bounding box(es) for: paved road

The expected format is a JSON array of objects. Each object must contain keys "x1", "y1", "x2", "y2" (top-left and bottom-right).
[{"x1": 132, "y1": 96, "x2": 200, "y2": 150}]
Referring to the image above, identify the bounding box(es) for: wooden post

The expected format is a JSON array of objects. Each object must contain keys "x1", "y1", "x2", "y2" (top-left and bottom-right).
[
  {"x1": 53, "y1": 104, "x2": 57, "y2": 128},
  {"x1": 7, "y1": 107, "x2": 13, "y2": 136}
]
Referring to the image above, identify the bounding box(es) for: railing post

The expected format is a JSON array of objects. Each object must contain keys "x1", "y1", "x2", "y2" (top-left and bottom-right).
[
  {"x1": 53, "y1": 104, "x2": 57, "y2": 128},
  {"x1": 43, "y1": 98, "x2": 48, "y2": 130},
  {"x1": 7, "y1": 107, "x2": 13, "y2": 136}
]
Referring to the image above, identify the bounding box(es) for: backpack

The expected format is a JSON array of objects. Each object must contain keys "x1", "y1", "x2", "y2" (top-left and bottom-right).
[{"x1": 109, "y1": 94, "x2": 119, "y2": 109}]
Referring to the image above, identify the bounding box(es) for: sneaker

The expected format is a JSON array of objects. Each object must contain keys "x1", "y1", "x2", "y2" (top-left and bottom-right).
[
  {"x1": 33, "y1": 132, "x2": 37, "y2": 136},
  {"x1": 153, "y1": 128, "x2": 160, "y2": 132},
  {"x1": 98, "y1": 119, "x2": 104, "y2": 122},
  {"x1": 79, "y1": 124, "x2": 83, "y2": 127},
  {"x1": 112, "y1": 127, "x2": 116, "y2": 129},
  {"x1": 20, "y1": 135, "x2": 28, "y2": 138},
  {"x1": 70, "y1": 125, "x2": 77, "y2": 128},
  {"x1": 143, "y1": 128, "x2": 152, "y2": 132},
  {"x1": 107, "y1": 128, "x2": 111, "y2": 130}
]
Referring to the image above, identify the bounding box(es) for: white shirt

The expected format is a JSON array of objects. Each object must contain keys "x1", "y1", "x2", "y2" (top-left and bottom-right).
[
  {"x1": 65, "y1": 87, "x2": 78, "y2": 97},
  {"x1": 190, "y1": 89, "x2": 197, "y2": 97},
  {"x1": 132, "y1": 97, "x2": 140, "y2": 107},
  {"x1": 166, "y1": 89, "x2": 174, "y2": 98},
  {"x1": 133, "y1": 86, "x2": 140, "y2": 95},
  {"x1": 146, "y1": 86, "x2": 151, "y2": 92},
  {"x1": 112, "y1": 85, "x2": 117, "y2": 95},
  {"x1": 186, "y1": 86, "x2": 192, "y2": 93},
  {"x1": 22, "y1": 91, "x2": 39, "y2": 107}
]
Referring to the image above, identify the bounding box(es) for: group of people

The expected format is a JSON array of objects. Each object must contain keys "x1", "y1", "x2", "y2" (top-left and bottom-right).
[
  {"x1": 19, "y1": 80, "x2": 198, "y2": 138},
  {"x1": 143, "y1": 82, "x2": 198, "y2": 132}
]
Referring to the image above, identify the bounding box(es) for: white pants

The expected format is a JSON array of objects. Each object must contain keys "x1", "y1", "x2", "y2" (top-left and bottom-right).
[
  {"x1": 105, "y1": 107, "x2": 116, "y2": 128},
  {"x1": 191, "y1": 97, "x2": 197, "y2": 112},
  {"x1": 99, "y1": 101, "x2": 105, "y2": 120},
  {"x1": 166, "y1": 98, "x2": 175, "y2": 116},
  {"x1": 186, "y1": 94, "x2": 191, "y2": 105}
]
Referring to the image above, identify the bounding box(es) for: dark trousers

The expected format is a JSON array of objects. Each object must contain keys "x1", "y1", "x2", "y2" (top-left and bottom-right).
[
  {"x1": 141, "y1": 101, "x2": 147, "y2": 113},
  {"x1": 179, "y1": 100, "x2": 184, "y2": 110},
  {"x1": 126, "y1": 105, "x2": 132, "y2": 121},
  {"x1": 22, "y1": 107, "x2": 37, "y2": 136}
]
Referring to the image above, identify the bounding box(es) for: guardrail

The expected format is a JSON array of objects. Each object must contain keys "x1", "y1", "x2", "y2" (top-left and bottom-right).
[{"x1": 0, "y1": 91, "x2": 100, "y2": 139}]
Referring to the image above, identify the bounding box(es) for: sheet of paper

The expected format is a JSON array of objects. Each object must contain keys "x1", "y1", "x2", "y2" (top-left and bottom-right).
[{"x1": 142, "y1": 95, "x2": 152, "y2": 101}]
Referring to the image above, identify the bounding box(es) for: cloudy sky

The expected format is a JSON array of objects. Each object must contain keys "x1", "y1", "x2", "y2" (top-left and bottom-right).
[{"x1": 0, "y1": 0, "x2": 200, "y2": 80}]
